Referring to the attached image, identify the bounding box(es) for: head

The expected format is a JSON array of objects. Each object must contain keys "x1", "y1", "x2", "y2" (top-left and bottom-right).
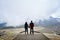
[
  {"x1": 31, "y1": 20, "x2": 33, "y2": 23},
  {"x1": 25, "y1": 22, "x2": 27, "y2": 24}
]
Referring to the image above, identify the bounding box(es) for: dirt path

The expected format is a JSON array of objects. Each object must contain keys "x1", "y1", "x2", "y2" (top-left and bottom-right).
[{"x1": 13, "y1": 32, "x2": 49, "y2": 40}]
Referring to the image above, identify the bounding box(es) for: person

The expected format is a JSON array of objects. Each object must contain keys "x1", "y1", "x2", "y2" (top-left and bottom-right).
[
  {"x1": 24, "y1": 22, "x2": 28, "y2": 34},
  {"x1": 29, "y1": 21, "x2": 34, "y2": 34}
]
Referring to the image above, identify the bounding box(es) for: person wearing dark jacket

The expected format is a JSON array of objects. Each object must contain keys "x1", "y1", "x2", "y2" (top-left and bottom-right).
[
  {"x1": 24, "y1": 22, "x2": 28, "y2": 34},
  {"x1": 29, "y1": 21, "x2": 34, "y2": 34}
]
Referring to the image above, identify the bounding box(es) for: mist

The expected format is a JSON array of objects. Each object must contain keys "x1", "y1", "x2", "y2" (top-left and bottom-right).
[{"x1": 0, "y1": 0, "x2": 60, "y2": 26}]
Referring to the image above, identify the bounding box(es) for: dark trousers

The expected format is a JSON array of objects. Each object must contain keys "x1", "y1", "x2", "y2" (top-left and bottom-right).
[
  {"x1": 25, "y1": 28, "x2": 28, "y2": 34},
  {"x1": 30, "y1": 28, "x2": 34, "y2": 34}
]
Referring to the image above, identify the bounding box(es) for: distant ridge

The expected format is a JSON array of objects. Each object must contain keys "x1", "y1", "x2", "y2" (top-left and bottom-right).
[{"x1": 0, "y1": 22, "x2": 7, "y2": 27}]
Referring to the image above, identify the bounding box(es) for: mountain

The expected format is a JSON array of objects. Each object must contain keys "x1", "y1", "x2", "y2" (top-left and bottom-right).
[
  {"x1": 38, "y1": 16, "x2": 60, "y2": 27},
  {"x1": 0, "y1": 22, "x2": 7, "y2": 27},
  {"x1": 38, "y1": 16, "x2": 60, "y2": 34}
]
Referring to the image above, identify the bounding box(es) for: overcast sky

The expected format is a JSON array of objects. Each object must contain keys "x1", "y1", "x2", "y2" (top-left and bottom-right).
[{"x1": 0, "y1": 0, "x2": 60, "y2": 26}]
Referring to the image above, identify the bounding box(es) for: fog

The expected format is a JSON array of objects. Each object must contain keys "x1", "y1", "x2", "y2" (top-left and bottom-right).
[{"x1": 0, "y1": 0, "x2": 60, "y2": 26}]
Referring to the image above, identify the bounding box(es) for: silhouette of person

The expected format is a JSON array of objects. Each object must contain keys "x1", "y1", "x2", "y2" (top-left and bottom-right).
[
  {"x1": 29, "y1": 21, "x2": 34, "y2": 34},
  {"x1": 24, "y1": 22, "x2": 28, "y2": 34}
]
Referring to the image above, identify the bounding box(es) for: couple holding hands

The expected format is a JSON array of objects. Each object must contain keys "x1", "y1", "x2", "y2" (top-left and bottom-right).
[{"x1": 24, "y1": 21, "x2": 34, "y2": 34}]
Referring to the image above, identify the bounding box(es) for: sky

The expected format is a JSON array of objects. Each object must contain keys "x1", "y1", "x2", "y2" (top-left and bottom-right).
[{"x1": 0, "y1": 0, "x2": 60, "y2": 26}]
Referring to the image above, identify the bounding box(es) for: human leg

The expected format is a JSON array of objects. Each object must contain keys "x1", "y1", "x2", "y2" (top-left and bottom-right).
[
  {"x1": 27, "y1": 29, "x2": 28, "y2": 34},
  {"x1": 25, "y1": 29, "x2": 26, "y2": 34},
  {"x1": 30, "y1": 28, "x2": 32, "y2": 34}
]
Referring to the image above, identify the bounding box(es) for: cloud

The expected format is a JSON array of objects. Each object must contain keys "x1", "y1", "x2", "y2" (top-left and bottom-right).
[
  {"x1": 0, "y1": 0, "x2": 60, "y2": 26},
  {"x1": 50, "y1": 0, "x2": 60, "y2": 18}
]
